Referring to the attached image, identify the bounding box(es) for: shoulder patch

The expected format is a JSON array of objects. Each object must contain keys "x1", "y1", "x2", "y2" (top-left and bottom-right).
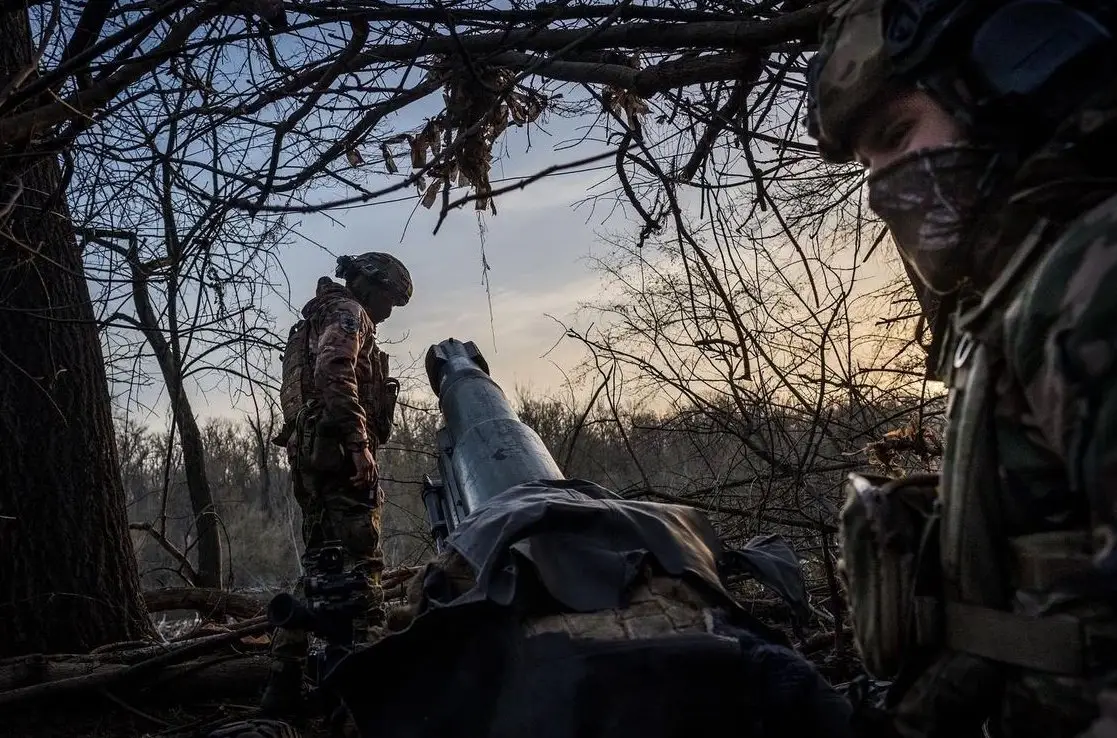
[{"x1": 338, "y1": 311, "x2": 359, "y2": 335}]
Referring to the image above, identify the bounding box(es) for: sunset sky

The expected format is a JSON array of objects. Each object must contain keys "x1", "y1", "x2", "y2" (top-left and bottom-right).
[{"x1": 129, "y1": 118, "x2": 634, "y2": 426}]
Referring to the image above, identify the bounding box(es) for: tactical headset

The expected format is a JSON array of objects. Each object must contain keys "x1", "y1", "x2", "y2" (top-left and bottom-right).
[
  {"x1": 810, "y1": 0, "x2": 1117, "y2": 156},
  {"x1": 883, "y1": 0, "x2": 1115, "y2": 146}
]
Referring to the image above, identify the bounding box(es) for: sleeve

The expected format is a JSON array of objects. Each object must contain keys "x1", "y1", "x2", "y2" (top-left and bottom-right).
[
  {"x1": 313, "y1": 304, "x2": 370, "y2": 449},
  {"x1": 1004, "y1": 197, "x2": 1117, "y2": 532}
]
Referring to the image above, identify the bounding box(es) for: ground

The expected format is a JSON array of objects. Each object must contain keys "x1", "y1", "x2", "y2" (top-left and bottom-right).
[
  {"x1": 3, "y1": 633, "x2": 864, "y2": 738},
  {"x1": 5, "y1": 700, "x2": 336, "y2": 738}
]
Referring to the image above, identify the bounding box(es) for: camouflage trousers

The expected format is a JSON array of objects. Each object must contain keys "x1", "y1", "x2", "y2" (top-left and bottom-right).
[{"x1": 270, "y1": 469, "x2": 386, "y2": 668}]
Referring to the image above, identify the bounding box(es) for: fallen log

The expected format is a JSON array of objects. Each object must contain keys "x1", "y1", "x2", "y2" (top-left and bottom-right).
[
  {"x1": 142, "y1": 653, "x2": 271, "y2": 703},
  {"x1": 144, "y1": 588, "x2": 269, "y2": 620},
  {"x1": 382, "y1": 565, "x2": 422, "y2": 589},
  {"x1": 0, "y1": 620, "x2": 270, "y2": 707},
  {"x1": 143, "y1": 568, "x2": 422, "y2": 623},
  {"x1": 1, "y1": 654, "x2": 271, "y2": 709}
]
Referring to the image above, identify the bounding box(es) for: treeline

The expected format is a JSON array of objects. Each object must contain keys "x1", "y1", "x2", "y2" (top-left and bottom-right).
[{"x1": 119, "y1": 388, "x2": 942, "y2": 598}]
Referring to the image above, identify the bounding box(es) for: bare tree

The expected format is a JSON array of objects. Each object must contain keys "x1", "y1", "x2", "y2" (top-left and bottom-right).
[
  {"x1": 2, "y1": 0, "x2": 939, "y2": 655},
  {"x1": 73, "y1": 58, "x2": 294, "y2": 588}
]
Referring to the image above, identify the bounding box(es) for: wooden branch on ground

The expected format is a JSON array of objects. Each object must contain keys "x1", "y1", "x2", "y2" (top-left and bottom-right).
[
  {"x1": 0, "y1": 619, "x2": 269, "y2": 707},
  {"x1": 144, "y1": 588, "x2": 267, "y2": 620},
  {"x1": 141, "y1": 568, "x2": 422, "y2": 625},
  {"x1": 382, "y1": 565, "x2": 422, "y2": 589},
  {"x1": 1, "y1": 654, "x2": 271, "y2": 709}
]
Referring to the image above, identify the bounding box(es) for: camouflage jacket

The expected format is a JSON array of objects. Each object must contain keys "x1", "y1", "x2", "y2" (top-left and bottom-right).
[
  {"x1": 301, "y1": 277, "x2": 382, "y2": 451},
  {"x1": 895, "y1": 82, "x2": 1117, "y2": 738}
]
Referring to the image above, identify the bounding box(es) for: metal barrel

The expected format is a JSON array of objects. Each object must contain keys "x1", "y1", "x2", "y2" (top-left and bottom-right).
[
  {"x1": 424, "y1": 338, "x2": 563, "y2": 518},
  {"x1": 267, "y1": 592, "x2": 316, "y2": 631}
]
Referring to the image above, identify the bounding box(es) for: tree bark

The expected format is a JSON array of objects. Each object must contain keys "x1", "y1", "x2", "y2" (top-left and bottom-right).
[
  {"x1": 0, "y1": 9, "x2": 153, "y2": 657},
  {"x1": 122, "y1": 252, "x2": 225, "y2": 589}
]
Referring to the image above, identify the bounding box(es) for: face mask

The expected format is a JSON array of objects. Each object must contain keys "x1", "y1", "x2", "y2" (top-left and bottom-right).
[{"x1": 867, "y1": 145, "x2": 1007, "y2": 294}]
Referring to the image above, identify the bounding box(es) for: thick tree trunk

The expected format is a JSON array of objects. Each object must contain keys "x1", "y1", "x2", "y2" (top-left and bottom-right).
[{"x1": 0, "y1": 9, "x2": 153, "y2": 657}]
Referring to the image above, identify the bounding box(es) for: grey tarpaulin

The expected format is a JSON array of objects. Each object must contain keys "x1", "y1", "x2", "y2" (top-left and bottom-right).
[
  {"x1": 433, "y1": 478, "x2": 746, "y2": 614},
  {"x1": 324, "y1": 477, "x2": 856, "y2": 738},
  {"x1": 721, "y1": 534, "x2": 812, "y2": 625}
]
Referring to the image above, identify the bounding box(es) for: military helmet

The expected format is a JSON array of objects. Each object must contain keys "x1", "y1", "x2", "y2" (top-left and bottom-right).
[
  {"x1": 336, "y1": 252, "x2": 413, "y2": 306},
  {"x1": 806, "y1": 0, "x2": 1116, "y2": 163},
  {"x1": 805, "y1": 0, "x2": 898, "y2": 164}
]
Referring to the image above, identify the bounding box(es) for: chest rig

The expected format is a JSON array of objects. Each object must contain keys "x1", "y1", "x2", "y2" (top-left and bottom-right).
[
  {"x1": 936, "y1": 219, "x2": 1112, "y2": 678},
  {"x1": 278, "y1": 314, "x2": 397, "y2": 446}
]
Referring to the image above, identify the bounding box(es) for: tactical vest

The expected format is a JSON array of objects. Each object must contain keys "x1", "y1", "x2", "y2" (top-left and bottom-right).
[
  {"x1": 278, "y1": 318, "x2": 399, "y2": 445},
  {"x1": 938, "y1": 218, "x2": 1114, "y2": 670},
  {"x1": 840, "y1": 218, "x2": 1115, "y2": 735},
  {"x1": 279, "y1": 319, "x2": 314, "y2": 424}
]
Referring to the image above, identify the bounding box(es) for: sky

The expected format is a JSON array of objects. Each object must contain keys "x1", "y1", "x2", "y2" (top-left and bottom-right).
[{"x1": 182, "y1": 121, "x2": 631, "y2": 424}]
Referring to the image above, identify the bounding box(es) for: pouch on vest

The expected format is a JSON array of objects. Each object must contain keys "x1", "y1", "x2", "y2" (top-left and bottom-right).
[
  {"x1": 374, "y1": 350, "x2": 398, "y2": 444},
  {"x1": 279, "y1": 319, "x2": 314, "y2": 423},
  {"x1": 839, "y1": 472, "x2": 943, "y2": 680}
]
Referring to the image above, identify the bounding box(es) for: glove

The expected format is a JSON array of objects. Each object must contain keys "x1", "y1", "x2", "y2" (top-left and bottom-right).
[{"x1": 350, "y1": 446, "x2": 378, "y2": 489}]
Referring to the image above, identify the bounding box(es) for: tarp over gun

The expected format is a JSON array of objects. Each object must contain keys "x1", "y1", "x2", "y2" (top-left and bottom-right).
[{"x1": 326, "y1": 338, "x2": 854, "y2": 738}]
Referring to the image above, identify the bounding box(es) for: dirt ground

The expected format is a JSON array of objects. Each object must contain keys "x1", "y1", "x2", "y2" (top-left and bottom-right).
[
  {"x1": 4, "y1": 701, "x2": 335, "y2": 738},
  {"x1": 4, "y1": 636, "x2": 863, "y2": 738}
]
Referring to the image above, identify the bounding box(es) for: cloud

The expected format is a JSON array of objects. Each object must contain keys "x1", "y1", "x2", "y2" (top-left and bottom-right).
[{"x1": 109, "y1": 115, "x2": 631, "y2": 429}]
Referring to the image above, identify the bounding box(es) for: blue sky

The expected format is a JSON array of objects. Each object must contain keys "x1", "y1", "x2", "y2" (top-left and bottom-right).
[{"x1": 182, "y1": 118, "x2": 630, "y2": 423}]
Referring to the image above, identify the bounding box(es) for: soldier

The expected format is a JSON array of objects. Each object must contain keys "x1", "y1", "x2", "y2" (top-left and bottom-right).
[
  {"x1": 805, "y1": 1, "x2": 1117, "y2": 737},
  {"x1": 261, "y1": 252, "x2": 412, "y2": 716}
]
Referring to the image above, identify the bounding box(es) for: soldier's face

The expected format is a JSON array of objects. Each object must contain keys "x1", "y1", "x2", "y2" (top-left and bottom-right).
[
  {"x1": 351, "y1": 276, "x2": 395, "y2": 322},
  {"x1": 364, "y1": 292, "x2": 394, "y2": 323},
  {"x1": 848, "y1": 87, "x2": 1006, "y2": 295},
  {"x1": 851, "y1": 88, "x2": 963, "y2": 174}
]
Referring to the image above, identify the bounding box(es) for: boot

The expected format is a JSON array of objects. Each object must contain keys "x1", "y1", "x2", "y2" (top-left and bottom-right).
[{"x1": 260, "y1": 661, "x2": 304, "y2": 718}]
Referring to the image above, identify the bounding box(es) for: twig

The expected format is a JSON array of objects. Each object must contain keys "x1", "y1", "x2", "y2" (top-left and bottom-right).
[
  {"x1": 98, "y1": 688, "x2": 172, "y2": 727},
  {"x1": 130, "y1": 522, "x2": 199, "y2": 584},
  {"x1": 0, "y1": 620, "x2": 269, "y2": 707}
]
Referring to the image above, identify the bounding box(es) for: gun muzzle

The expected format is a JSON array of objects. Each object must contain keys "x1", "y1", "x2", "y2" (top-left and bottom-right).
[
  {"x1": 425, "y1": 338, "x2": 563, "y2": 518},
  {"x1": 267, "y1": 592, "x2": 316, "y2": 631}
]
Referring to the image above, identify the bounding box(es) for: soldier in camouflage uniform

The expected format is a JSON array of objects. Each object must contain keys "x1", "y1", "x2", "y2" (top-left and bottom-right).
[
  {"x1": 261, "y1": 252, "x2": 412, "y2": 717},
  {"x1": 805, "y1": 1, "x2": 1117, "y2": 737}
]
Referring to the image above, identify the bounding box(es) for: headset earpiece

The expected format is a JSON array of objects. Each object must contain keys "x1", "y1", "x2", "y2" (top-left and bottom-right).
[
  {"x1": 881, "y1": 0, "x2": 1115, "y2": 146},
  {"x1": 968, "y1": 2, "x2": 1113, "y2": 117}
]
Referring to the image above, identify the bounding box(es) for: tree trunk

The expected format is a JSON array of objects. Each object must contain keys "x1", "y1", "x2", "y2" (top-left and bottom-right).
[
  {"x1": 123, "y1": 255, "x2": 225, "y2": 589},
  {"x1": 247, "y1": 405, "x2": 277, "y2": 515},
  {"x1": 0, "y1": 9, "x2": 153, "y2": 657}
]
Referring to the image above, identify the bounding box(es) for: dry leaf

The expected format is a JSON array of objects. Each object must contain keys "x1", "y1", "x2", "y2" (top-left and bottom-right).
[
  {"x1": 508, "y1": 96, "x2": 527, "y2": 124},
  {"x1": 491, "y1": 113, "x2": 509, "y2": 140},
  {"x1": 380, "y1": 143, "x2": 397, "y2": 174},
  {"x1": 425, "y1": 121, "x2": 442, "y2": 157},
  {"x1": 524, "y1": 96, "x2": 545, "y2": 123},
  {"x1": 421, "y1": 179, "x2": 441, "y2": 209}
]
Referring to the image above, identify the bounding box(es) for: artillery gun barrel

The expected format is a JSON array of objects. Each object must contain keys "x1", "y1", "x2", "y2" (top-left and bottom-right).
[{"x1": 424, "y1": 338, "x2": 563, "y2": 519}]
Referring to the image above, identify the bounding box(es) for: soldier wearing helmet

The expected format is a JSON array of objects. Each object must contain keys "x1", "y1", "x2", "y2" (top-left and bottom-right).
[
  {"x1": 806, "y1": 2, "x2": 1117, "y2": 737},
  {"x1": 262, "y1": 252, "x2": 412, "y2": 716}
]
